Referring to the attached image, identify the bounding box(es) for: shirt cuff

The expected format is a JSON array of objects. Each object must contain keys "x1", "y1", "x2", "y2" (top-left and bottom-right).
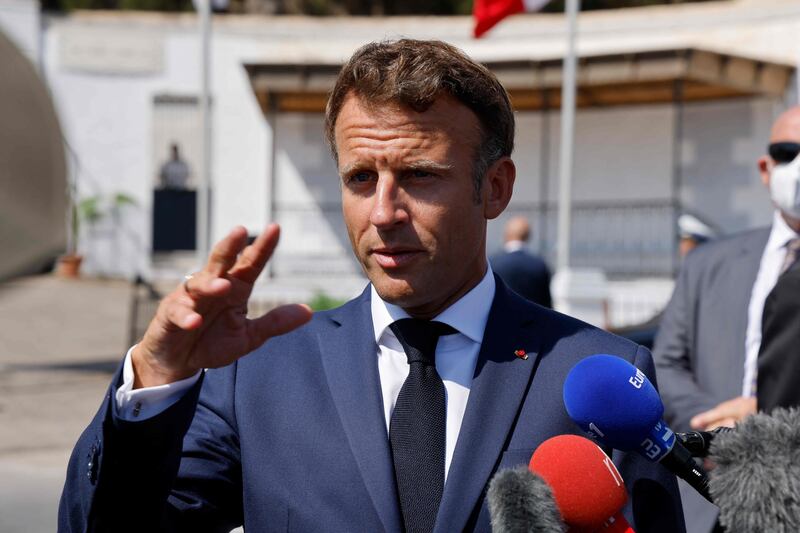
[{"x1": 115, "y1": 345, "x2": 203, "y2": 421}]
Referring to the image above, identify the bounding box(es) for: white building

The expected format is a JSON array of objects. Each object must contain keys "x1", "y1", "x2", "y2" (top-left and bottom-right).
[{"x1": 4, "y1": 0, "x2": 799, "y2": 323}]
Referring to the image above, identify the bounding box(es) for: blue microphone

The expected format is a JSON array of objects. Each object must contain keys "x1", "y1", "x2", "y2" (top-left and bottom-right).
[{"x1": 563, "y1": 354, "x2": 712, "y2": 502}]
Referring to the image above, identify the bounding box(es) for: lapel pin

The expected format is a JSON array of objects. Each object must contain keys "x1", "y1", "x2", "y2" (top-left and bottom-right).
[{"x1": 514, "y1": 349, "x2": 528, "y2": 360}]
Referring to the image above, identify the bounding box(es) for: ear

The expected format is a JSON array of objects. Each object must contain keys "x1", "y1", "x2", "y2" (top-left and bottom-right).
[
  {"x1": 758, "y1": 155, "x2": 771, "y2": 189},
  {"x1": 482, "y1": 157, "x2": 516, "y2": 220}
]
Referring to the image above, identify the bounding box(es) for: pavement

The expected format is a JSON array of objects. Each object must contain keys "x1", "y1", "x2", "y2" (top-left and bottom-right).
[{"x1": 0, "y1": 275, "x2": 133, "y2": 532}]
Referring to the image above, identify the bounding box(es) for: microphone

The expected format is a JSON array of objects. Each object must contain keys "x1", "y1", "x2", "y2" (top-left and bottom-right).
[
  {"x1": 487, "y1": 466, "x2": 566, "y2": 533},
  {"x1": 676, "y1": 427, "x2": 733, "y2": 458},
  {"x1": 708, "y1": 407, "x2": 800, "y2": 532},
  {"x1": 563, "y1": 354, "x2": 712, "y2": 502},
  {"x1": 529, "y1": 434, "x2": 634, "y2": 533}
]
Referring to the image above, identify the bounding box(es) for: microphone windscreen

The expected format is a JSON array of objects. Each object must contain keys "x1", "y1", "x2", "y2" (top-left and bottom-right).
[
  {"x1": 563, "y1": 354, "x2": 663, "y2": 451},
  {"x1": 487, "y1": 466, "x2": 566, "y2": 533},
  {"x1": 709, "y1": 407, "x2": 800, "y2": 532},
  {"x1": 529, "y1": 434, "x2": 627, "y2": 530}
]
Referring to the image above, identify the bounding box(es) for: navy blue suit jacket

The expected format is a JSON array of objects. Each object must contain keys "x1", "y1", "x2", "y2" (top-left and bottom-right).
[
  {"x1": 59, "y1": 277, "x2": 684, "y2": 532},
  {"x1": 490, "y1": 249, "x2": 552, "y2": 308}
]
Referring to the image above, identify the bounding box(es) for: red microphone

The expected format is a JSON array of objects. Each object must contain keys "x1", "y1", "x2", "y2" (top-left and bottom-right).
[{"x1": 529, "y1": 435, "x2": 634, "y2": 533}]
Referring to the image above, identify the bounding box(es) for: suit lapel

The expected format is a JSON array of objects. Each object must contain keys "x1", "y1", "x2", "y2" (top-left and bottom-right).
[
  {"x1": 435, "y1": 279, "x2": 541, "y2": 532},
  {"x1": 319, "y1": 288, "x2": 402, "y2": 533}
]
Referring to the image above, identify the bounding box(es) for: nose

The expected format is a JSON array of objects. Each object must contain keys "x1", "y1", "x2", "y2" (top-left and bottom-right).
[{"x1": 369, "y1": 173, "x2": 408, "y2": 229}]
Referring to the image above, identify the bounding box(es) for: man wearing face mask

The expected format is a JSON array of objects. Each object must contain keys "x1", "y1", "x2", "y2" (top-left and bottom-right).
[
  {"x1": 756, "y1": 134, "x2": 800, "y2": 413},
  {"x1": 653, "y1": 106, "x2": 800, "y2": 533}
]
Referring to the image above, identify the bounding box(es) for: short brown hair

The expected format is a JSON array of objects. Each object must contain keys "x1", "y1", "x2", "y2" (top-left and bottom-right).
[{"x1": 324, "y1": 39, "x2": 515, "y2": 194}]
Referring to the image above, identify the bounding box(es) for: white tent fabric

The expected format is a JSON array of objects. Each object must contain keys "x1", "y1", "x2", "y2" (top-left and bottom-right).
[{"x1": 0, "y1": 29, "x2": 67, "y2": 280}]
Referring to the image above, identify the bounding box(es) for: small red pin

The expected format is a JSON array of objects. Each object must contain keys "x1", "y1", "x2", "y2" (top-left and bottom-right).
[{"x1": 514, "y1": 349, "x2": 528, "y2": 360}]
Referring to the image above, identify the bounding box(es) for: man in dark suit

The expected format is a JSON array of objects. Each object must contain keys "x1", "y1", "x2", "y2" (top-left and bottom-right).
[
  {"x1": 653, "y1": 106, "x2": 800, "y2": 532},
  {"x1": 59, "y1": 39, "x2": 684, "y2": 533},
  {"x1": 490, "y1": 216, "x2": 552, "y2": 308}
]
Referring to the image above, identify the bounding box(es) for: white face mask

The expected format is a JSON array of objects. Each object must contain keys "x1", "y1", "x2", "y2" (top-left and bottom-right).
[{"x1": 769, "y1": 153, "x2": 800, "y2": 219}]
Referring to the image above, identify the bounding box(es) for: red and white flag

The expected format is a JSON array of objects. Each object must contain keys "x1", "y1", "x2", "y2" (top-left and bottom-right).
[{"x1": 473, "y1": 0, "x2": 552, "y2": 38}]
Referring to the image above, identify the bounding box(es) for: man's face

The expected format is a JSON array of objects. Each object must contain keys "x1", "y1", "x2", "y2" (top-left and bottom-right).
[
  {"x1": 758, "y1": 107, "x2": 800, "y2": 230},
  {"x1": 335, "y1": 93, "x2": 513, "y2": 318}
]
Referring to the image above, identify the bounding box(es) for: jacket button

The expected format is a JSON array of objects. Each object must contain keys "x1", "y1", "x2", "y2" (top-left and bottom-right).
[{"x1": 87, "y1": 440, "x2": 101, "y2": 484}]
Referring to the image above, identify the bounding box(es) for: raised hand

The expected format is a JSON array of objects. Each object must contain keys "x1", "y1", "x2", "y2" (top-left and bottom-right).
[{"x1": 132, "y1": 224, "x2": 312, "y2": 388}]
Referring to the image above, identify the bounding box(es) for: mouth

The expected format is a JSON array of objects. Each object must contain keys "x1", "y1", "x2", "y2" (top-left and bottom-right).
[{"x1": 369, "y1": 247, "x2": 424, "y2": 269}]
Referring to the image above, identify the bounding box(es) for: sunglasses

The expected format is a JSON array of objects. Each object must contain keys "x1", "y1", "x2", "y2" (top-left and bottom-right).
[{"x1": 768, "y1": 142, "x2": 800, "y2": 164}]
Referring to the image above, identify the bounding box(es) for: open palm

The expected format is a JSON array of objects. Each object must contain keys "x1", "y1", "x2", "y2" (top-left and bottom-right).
[{"x1": 133, "y1": 224, "x2": 312, "y2": 388}]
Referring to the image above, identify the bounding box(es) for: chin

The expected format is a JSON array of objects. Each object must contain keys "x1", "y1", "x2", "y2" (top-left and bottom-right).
[{"x1": 370, "y1": 276, "x2": 421, "y2": 307}]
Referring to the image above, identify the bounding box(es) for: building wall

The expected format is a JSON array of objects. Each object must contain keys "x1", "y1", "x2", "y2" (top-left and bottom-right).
[
  {"x1": 44, "y1": 19, "x2": 271, "y2": 278},
  {"x1": 499, "y1": 98, "x2": 777, "y2": 274},
  {"x1": 40, "y1": 13, "x2": 784, "y2": 290}
]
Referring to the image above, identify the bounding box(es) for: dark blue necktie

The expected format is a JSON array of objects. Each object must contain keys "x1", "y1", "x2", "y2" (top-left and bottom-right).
[{"x1": 389, "y1": 318, "x2": 457, "y2": 533}]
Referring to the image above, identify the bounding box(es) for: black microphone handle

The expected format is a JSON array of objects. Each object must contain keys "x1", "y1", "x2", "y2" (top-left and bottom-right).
[
  {"x1": 659, "y1": 440, "x2": 713, "y2": 502},
  {"x1": 676, "y1": 427, "x2": 734, "y2": 458}
]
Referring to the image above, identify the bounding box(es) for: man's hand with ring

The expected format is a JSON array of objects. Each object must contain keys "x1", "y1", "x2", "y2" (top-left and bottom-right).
[{"x1": 132, "y1": 224, "x2": 313, "y2": 389}]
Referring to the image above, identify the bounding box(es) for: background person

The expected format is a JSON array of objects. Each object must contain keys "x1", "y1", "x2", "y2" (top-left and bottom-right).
[
  {"x1": 653, "y1": 106, "x2": 800, "y2": 533},
  {"x1": 159, "y1": 142, "x2": 190, "y2": 190},
  {"x1": 490, "y1": 216, "x2": 552, "y2": 308}
]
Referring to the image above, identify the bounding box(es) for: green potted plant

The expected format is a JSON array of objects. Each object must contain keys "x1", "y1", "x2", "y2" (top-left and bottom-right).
[{"x1": 56, "y1": 192, "x2": 136, "y2": 278}]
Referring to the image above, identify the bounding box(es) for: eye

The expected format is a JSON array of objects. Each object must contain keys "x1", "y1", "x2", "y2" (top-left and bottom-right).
[
  {"x1": 345, "y1": 171, "x2": 374, "y2": 184},
  {"x1": 407, "y1": 169, "x2": 435, "y2": 179}
]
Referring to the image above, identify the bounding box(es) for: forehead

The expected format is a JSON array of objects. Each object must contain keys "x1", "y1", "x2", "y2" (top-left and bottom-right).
[
  {"x1": 333, "y1": 94, "x2": 482, "y2": 158},
  {"x1": 771, "y1": 109, "x2": 800, "y2": 143}
]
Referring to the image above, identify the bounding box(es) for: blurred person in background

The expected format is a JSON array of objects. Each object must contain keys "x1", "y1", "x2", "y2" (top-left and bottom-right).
[
  {"x1": 677, "y1": 213, "x2": 717, "y2": 258},
  {"x1": 490, "y1": 216, "x2": 552, "y2": 308},
  {"x1": 653, "y1": 106, "x2": 800, "y2": 533},
  {"x1": 159, "y1": 142, "x2": 190, "y2": 190}
]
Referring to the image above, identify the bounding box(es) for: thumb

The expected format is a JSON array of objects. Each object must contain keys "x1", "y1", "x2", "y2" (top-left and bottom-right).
[{"x1": 246, "y1": 304, "x2": 313, "y2": 349}]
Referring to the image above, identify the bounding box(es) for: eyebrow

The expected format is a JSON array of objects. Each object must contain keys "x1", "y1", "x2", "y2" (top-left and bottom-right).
[{"x1": 339, "y1": 160, "x2": 454, "y2": 176}]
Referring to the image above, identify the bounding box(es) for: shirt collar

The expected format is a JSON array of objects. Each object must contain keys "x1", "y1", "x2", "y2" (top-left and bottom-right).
[
  {"x1": 370, "y1": 267, "x2": 496, "y2": 345},
  {"x1": 766, "y1": 210, "x2": 800, "y2": 252},
  {"x1": 503, "y1": 240, "x2": 526, "y2": 253}
]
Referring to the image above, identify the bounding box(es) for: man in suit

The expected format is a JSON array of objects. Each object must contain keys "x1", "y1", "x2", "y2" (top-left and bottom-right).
[
  {"x1": 653, "y1": 106, "x2": 800, "y2": 532},
  {"x1": 490, "y1": 216, "x2": 552, "y2": 307},
  {"x1": 59, "y1": 39, "x2": 684, "y2": 532}
]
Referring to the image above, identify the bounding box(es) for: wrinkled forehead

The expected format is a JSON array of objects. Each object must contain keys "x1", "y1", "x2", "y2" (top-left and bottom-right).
[{"x1": 334, "y1": 93, "x2": 484, "y2": 149}]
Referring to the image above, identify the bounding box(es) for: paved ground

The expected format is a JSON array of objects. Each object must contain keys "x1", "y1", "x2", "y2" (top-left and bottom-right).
[{"x1": 0, "y1": 275, "x2": 133, "y2": 532}]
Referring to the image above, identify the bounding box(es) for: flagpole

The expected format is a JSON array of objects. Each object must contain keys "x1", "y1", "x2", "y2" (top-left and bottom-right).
[
  {"x1": 197, "y1": 0, "x2": 212, "y2": 266},
  {"x1": 556, "y1": 0, "x2": 579, "y2": 272}
]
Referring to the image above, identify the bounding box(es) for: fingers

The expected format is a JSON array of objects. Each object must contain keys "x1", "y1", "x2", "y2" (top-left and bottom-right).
[
  {"x1": 690, "y1": 396, "x2": 756, "y2": 430},
  {"x1": 164, "y1": 293, "x2": 204, "y2": 331},
  {"x1": 183, "y1": 272, "x2": 232, "y2": 300},
  {"x1": 206, "y1": 226, "x2": 250, "y2": 277},
  {"x1": 704, "y1": 418, "x2": 737, "y2": 431},
  {"x1": 246, "y1": 303, "x2": 313, "y2": 349},
  {"x1": 690, "y1": 409, "x2": 716, "y2": 430},
  {"x1": 162, "y1": 272, "x2": 232, "y2": 333},
  {"x1": 229, "y1": 224, "x2": 280, "y2": 284}
]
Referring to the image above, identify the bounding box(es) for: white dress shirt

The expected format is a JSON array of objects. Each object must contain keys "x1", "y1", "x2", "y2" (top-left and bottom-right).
[
  {"x1": 371, "y1": 269, "x2": 494, "y2": 479},
  {"x1": 742, "y1": 211, "x2": 800, "y2": 397},
  {"x1": 116, "y1": 269, "x2": 496, "y2": 480},
  {"x1": 503, "y1": 240, "x2": 525, "y2": 253}
]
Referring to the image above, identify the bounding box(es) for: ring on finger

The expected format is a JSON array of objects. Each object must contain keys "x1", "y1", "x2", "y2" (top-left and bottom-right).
[{"x1": 183, "y1": 273, "x2": 197, "y2": 295}]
